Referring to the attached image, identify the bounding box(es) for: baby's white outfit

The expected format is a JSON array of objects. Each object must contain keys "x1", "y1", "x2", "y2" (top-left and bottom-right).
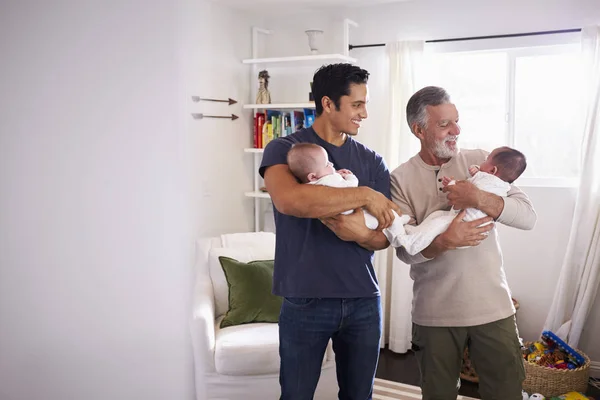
[
  {"x1": 309, "y1": 173, "x2": 410, "y2": 239},
  {"x1": 395, "y1": 171, "x2": 511, "y2": 255}
]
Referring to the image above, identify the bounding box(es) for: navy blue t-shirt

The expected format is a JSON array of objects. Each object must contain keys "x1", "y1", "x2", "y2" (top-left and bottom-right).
[{"x1": 259, "y1": 127, "x2": 391, "y2": 298}]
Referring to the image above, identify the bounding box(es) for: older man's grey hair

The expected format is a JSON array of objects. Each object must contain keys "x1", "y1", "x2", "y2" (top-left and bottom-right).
[{"x1": 406, "y1": 86, "x2": 451, "y2": 133}]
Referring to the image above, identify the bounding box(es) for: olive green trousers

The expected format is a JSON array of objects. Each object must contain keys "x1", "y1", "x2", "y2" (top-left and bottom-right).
[{"x1": 412, "y1": 315, "x2": 525, "y2": 400}]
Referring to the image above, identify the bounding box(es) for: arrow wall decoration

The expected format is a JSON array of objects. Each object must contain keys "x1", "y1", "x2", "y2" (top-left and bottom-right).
[
  {"x1": 191, "y1": 96, "x2": 237, "y2": 105},
  {"x1": 191, "y1": 113, "x2": 239, "y2": 121}
]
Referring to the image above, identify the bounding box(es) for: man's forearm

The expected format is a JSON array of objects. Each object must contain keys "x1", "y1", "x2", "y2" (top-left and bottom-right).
[
  {"x1": 476, "y1": 191, "x2": 505, "y2": 220},
  {"x1": 420, "y1": 234, "x2": 448, "y2": 259},
  {"x1": 395, "y1": 246, "x2": 431, "y2": 265},
  {"x1": 357, "y1": 230, "x2": 390, "y2": 251},
  {"x1": 496, "y1": 190, "x2": 537, "y2": 230},
  {"x1": 276, "y1": 185, "x2": 373, "y2": 219}
]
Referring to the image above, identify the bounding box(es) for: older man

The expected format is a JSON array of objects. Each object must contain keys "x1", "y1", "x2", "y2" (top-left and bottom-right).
[{"x1": 391, "y1": 86, "x2": 537, "y2": 400}]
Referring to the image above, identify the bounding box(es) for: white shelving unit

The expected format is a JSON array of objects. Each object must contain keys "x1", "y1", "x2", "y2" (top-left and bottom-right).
[
  {"x1": 245, "y1": 191, "x2": 270, "y2": 199},
  {"x1": 244, "y1": 21, "x2": 358, "y2": 232},
  {"x1": 243, "y1": 102, "x2": 315, "y2": 110},
  {"x1": 242, "y1": 53, "x2": 356, "y2": 67},
  {"x1": 245, "y1": 145, "x2": 270, "y2": 231}
]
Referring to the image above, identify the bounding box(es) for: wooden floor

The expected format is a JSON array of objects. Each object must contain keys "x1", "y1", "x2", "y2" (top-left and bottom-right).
[{"x1": 375, "y1": 347, "x2": 600, "y2": 399}]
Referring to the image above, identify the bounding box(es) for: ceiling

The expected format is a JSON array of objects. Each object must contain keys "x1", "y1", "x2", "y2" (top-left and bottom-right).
[{"x1": 213, "y1": 0, "x2": 413, "y2": 11}]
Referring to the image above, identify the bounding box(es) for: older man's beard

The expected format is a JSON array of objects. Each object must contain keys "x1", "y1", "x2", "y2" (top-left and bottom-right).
[{"x1": 432, "y1": 135, "x2": 459, "y2": 158}]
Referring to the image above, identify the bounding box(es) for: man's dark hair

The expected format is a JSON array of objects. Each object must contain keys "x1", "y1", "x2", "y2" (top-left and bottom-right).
[
  {"x1": 491, "y1": 146, "x2": 527, "y2": 183},
  {"x1": 311, "y1": 63, "x2": 369, "y2": 117}
]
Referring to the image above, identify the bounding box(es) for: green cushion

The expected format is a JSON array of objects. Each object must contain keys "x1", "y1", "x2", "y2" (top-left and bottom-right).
[{"x1": 218, "y1": 256, "x2": 282, "y2": 328}]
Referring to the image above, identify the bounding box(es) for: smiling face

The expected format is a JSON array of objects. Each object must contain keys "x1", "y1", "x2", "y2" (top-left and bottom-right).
[
  {"x1": 415, "y1": 103, "x2": 461, "y2": 161},
  {"x1": 325, "y1": 83, "x2": 369, "y2": 136}
]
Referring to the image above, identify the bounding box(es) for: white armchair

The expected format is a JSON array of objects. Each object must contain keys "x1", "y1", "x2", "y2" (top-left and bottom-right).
[{"x1": 191, "y1": 233, "x2": 338, "y2": 400}]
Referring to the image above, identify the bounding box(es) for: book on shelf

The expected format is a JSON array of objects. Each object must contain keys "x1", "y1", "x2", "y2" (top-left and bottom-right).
[
  {"x1": 303, "y1": 108, "x2": 315, "y2": 128},
  {"x1": 253, "y1": 112, "x2": 265, "y2": 148},
  {"x1": 252, "y1": 108, "x2": 316, "y2": 148}
]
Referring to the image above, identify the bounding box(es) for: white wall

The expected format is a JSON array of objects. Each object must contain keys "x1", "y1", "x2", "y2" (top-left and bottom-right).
[
  {"x1": 580, "y1": 294, "x2": 600, "y2": 362},
  {"x1": 496, "y1": 187, "x2": 576, "y2": 340},
  {"x1": 252, "y1": 0, "x2": 600, "y2": 358},
  {"x1": 183, "y1": 0, "x2": 258, "y2": 239},
  {"x1": 341, "y1": 0, "x2": 600, "y2": 46},
  {"x1": 0, "y1": 1, "x2": 254, "y2": 399}
]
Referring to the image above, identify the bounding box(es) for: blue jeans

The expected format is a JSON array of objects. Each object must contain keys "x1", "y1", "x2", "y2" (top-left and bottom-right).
[{"x1": 279, "y1": 296, "x2": 382, "y2": 400}]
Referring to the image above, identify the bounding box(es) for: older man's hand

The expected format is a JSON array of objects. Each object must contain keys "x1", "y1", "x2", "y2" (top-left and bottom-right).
[{"x1": 443, "y1": 180, "x2": 482, "y2": 210}]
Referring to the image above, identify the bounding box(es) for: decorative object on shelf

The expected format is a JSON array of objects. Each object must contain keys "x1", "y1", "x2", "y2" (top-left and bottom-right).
[
  {"x1": 191, "y1": 96, "x2": 237, "y2": 105},
  {"x1": 305, "y1": 29, "x2": 324, "y2": 54},
  {"x1": 191, "y1": 113, "x2": 239, "y2": 121},
  {"x1": 255, "y1": 70, "x2": 271, "y2": 104}
]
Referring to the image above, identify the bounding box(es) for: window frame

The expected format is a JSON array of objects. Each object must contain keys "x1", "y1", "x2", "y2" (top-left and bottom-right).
[{"x1": 423, "y1": 37, "x2": 582, "y2": 188}]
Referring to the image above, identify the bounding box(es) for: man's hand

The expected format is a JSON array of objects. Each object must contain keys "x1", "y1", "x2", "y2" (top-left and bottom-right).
[
  {"x1": 443, "y1": 180, "x2": 482, "y2": 210},
  {"x1": 364, "y1": 190, "x2": 402, "y2": 230},
  {"x1": 320, "y1": 209, "x2": 389, "y2": 250},
  {"x1": 439, "y1": 210, "x2": 494, "y2": 250},
  {"x1": 320, "y1": 208, "x2": 371, "y2": 243}
]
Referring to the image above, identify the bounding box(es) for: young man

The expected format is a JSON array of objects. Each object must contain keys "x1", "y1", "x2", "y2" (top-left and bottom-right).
[
  {"x1": 260, "y1": 63, "x2": 400, "y2": 399},
  {"x1": 391, "y1": 86, "x2": 537, "y2": 400}
]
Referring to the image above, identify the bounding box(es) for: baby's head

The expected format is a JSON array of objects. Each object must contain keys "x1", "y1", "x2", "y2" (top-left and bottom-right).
[
  {"x1": 479, "y1": 146, "x2": 527, "y2": 183},
  {"x1": 287, "y1": 143, "x2": 335, "y2": 183}
]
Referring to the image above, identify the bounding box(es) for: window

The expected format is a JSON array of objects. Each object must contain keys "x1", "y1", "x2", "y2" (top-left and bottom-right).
[
  {"x1": 422, "y1": 52, "x2": 508, "y2": 152},
  {"x1": 421, "y1": 44, "x2": 584, "y2": 185},
  {"x1": 514, "y1": 51, "x2": 584, "y2": 180}
]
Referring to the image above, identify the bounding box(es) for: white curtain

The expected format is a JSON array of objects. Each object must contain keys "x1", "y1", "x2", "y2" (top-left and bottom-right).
[
  {"x1": 543, "y1": 26, "x2": 600, "y2": 347},
  {"x1": 375, "y1": 41, "x2": 424, "y2": 353}
]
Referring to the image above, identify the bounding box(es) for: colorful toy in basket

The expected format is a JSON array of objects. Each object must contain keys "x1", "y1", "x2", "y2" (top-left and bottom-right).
[
  {"x1": 541, "y1": 331, "x2": 586, "y2": 367},
  {"x1": 549, "y1": 392, "x2": 593, "y2": 399},
  {"x1": 522, "y1": 392, "x2": 594, "y2": 400}
]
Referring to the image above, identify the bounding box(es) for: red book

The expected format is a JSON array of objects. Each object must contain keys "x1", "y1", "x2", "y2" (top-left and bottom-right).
[
  {"x1": 253, "y1": 115, "x2": 258, "y2": 148},
  {"x1": 256, "y1": 113, "x2": 265, "y2": 148}
]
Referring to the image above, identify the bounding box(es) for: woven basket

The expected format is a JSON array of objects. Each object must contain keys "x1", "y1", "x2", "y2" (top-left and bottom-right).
[
  {"x1": 522, "y1": 341, "x2": 591, "y2": 397},
  {"x1": 460, "y1": 346, "x2": 479, "y2": 382}
]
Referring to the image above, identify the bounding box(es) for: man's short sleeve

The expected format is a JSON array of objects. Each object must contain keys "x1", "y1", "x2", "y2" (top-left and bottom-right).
[
  {"x1": 373, "y1": 156, "x2": 391, "y2": 200},
  {"x1": 259, "y1": 139, "x2": 292, "y2": 178}
]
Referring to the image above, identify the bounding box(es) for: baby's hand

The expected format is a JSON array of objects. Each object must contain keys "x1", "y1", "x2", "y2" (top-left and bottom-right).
[
  {"x1": 337, "y1": 169, "x2": 353, "y2": 178},
  {"x1": 442, "y1": 176, "x2": 454, "y2": 187},
  {"x1": 468, "y1": 165, "x2": 480, "y2": 176}
]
